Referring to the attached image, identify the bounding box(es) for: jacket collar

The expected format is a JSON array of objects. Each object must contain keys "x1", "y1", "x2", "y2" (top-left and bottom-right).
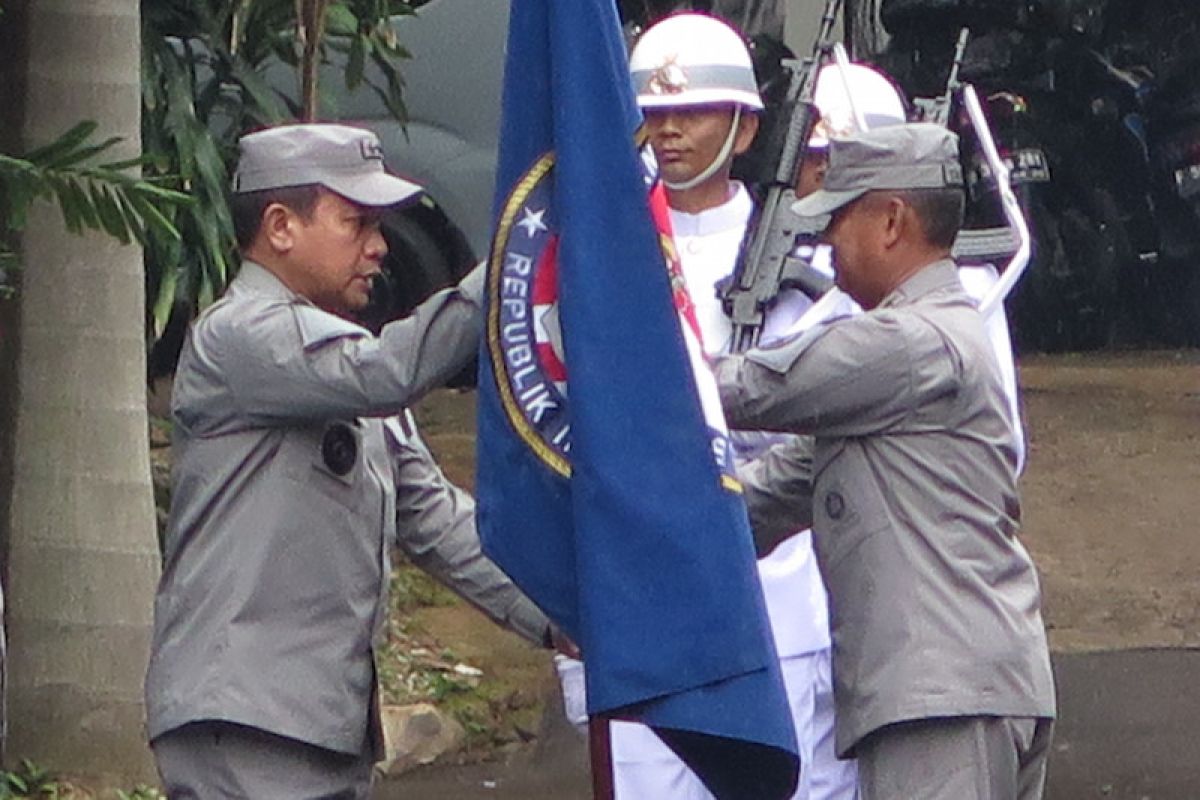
[
  {"x1": 668, "y1": 181, "x2": 753, "y2": 237},
  {"x1": 878, "y1": 258, "x2": 961, "y2": 309},
  {"x1": 231, "y1": 260, "x2": 306, "y2": 303}
]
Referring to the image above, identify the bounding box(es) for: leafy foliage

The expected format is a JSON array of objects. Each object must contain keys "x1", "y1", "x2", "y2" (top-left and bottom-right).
[
  {"x1": 0, "y1": 760, "x2": 61, "y2": 798},
  {"x1": 140, "y1": 0, "x2": 416, "y2": 334},
  {"x1": 0, "y1": 122, "x2": 191, "y2": 298},
  {"x1": 0, "y1": 760, "x2": 165, "y2": 799}
]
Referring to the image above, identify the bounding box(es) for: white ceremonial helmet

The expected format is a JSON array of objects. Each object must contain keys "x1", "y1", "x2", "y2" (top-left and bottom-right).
[
  {"x1": 629, "y1": 13, "x2": 764, "y2": 111},
  {"x1": 810, "y1": 62, "x2": 907, "y2": 148},
  {"x1": 629, "y1": 13, "x2": 762, "y2": 191}
]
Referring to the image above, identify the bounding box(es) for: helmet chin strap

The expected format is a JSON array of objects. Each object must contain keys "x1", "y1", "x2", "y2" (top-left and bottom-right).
[{"x1": 663, "y1": 106, "x2": 742, "y2": 192}]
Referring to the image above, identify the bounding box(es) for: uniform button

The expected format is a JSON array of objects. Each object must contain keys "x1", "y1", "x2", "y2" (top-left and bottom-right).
[
  {"x1": 686, "y1": 239, "x2": 701, "y2": 255},
  {"x1": 825, "y1": 491, "x2": 845, "y2": 520},
  {"x1": 322, "y1": 422, "x2": 358, "y2": 476}
]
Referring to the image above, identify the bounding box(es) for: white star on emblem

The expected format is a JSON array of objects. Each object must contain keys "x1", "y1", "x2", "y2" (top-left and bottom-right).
[{"x1": 517, "y1": 207, "x2": 549, "y2": 238}]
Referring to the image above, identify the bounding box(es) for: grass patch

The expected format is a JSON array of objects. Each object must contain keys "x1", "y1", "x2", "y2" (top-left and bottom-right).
[{"x1": 377, "y1": 559, "x2": 543, "y2": 752}]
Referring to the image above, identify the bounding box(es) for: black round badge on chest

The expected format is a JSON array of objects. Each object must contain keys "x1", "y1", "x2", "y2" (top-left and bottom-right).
[
  {"x1": 824, "y1": 491, "x2": 846, "y2": 521},
  {"x1": 322, "y1": 422, "x2": 358, "y2": 476}
]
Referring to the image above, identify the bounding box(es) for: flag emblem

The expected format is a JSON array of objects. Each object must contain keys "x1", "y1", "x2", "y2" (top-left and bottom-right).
[
  {"x1": 488, "y1": 147, "x2": 740, "y2": 490},
  {"x1": 488, "y1": 154, "x2": 572, "y2": 472}
]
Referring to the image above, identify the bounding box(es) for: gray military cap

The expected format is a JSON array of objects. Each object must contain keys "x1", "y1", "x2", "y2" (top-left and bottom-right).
[
  {"x1": 233, "y1": 123, "x2": 422, "y2": 207},
  {"x1": 792, "y1": 122, "x2": 963, "y2": 218}
]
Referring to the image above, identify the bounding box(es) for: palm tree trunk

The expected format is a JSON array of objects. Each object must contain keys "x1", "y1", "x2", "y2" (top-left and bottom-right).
[
  {"x1": 0, "y1": 0, "x2": 32, "y2": 764},
  {"x1": 299, "y1": 0, "x2": 332, "y2": 121},
  {"x1": 5, "y1": 0, "x2": 160, "y2": 784}
]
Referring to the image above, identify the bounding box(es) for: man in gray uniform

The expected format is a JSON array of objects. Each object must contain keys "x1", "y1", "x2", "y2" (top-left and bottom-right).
[
  {"x1": 145, "y1": 123, "x2": 549, "y2": 798},
  {"x1": 714, "y1": 123, "x2": 1056, "y2": 799}
]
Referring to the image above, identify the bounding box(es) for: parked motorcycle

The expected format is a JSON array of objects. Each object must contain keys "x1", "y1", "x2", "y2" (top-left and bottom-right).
[
  {"x1": 1097, "y1": 0, "x2": 1200, "y2": 345},
  {"x1": 873, "y1": 0, "x2": 1142, "y2": 351}
]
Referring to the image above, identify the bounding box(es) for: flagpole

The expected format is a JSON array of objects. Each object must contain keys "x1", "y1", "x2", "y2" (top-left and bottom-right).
[{"x1": 588, "y1": 714, "x2": 615, "y2": 800}]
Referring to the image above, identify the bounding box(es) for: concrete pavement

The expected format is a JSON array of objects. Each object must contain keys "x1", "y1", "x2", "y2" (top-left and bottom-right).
[
  {"x1": 379, "y1": 648, "x2": 1200, "y2": 799},
  {"x1": 1047, "y1": 648, "x2": 1200, "y2": 798}
]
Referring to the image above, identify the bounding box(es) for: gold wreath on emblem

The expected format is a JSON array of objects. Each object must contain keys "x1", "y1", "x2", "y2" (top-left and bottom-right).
[{"x1": 648, "y1": 56, "x2": 688, "y2": 95}]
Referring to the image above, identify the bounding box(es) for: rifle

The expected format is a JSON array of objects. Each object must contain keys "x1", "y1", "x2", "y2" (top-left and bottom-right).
[
  {"x1": 912, "y1": 26, "x2": 1031, "y2": 313},
  {"x1": 720, "y1": 0, "x2": 841, "y2": 353},
  {"x1": 914, "y1": 27, "x2": 970, "y2": 126}
]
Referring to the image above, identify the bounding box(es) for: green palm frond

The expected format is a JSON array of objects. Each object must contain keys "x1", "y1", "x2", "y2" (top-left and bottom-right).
[{"x1": 0, "y1": 121, "x2": 192, "y2": 298}]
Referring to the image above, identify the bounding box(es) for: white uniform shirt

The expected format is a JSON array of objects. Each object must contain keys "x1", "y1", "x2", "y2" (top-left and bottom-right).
[{"x1": 670, "y1": 183, "x2": 832, "y2": 658}]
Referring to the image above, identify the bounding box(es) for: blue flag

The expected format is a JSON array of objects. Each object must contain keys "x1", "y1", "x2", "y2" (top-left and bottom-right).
[{"x1": 475, "y1": 1, "x2": 799, "y2": 796}]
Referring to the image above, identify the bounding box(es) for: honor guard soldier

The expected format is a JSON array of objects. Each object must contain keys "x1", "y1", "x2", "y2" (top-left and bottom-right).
[
  {"x1": 145, "y1": 123, "x2": 550, "y2": 798},
  {"x1": 714, "y1": 123, "x2": 1056, "y2": 800},
  {"x1": 589, "y1": 12, "x2": 864, "y2": 798}
]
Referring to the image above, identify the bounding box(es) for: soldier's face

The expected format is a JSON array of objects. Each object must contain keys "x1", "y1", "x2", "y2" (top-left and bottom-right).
[
  {"x1": 824, "y1": 192, "x2": 890, "y2": 308},
  {"x1": 643, "y1": 105, "x2": 757, "y2": 188},
  {"x1": 287, "y1": 190, "x2": 388, "y2": 317}
]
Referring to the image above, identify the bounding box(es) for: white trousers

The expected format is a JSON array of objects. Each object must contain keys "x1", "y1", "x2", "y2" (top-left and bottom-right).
[{"x1": 600, "y1": 649, "x2": 858, "y2": 800}]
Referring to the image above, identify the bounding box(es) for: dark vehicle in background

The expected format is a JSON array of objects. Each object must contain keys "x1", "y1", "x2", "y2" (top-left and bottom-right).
[
  {"x1": 332, "y1": 0, "x2": 511, "y2": 331},
  {"x1": 146, "y1": 0, "x2": 507, "y2": 380}
]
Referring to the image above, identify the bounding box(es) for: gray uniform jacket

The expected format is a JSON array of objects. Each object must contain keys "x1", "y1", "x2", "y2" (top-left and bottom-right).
[
  {"x1": 145, "y1": 262, "x2": 547, "y2": 758},
  {"x1": 735, "y1": 436, "x2": 816, "y2": 556},
  {"x1": 714, "y1": 259, "x2": 1056, "y2": 757}
]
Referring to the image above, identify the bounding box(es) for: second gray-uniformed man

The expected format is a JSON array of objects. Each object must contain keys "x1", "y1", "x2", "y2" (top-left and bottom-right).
[
  {"x1": 145, "y1": 123, "x2": 548, "y2": 798},
  {"x1": 715, "y1": 123, "x2": 1056, "y2": 800}
]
